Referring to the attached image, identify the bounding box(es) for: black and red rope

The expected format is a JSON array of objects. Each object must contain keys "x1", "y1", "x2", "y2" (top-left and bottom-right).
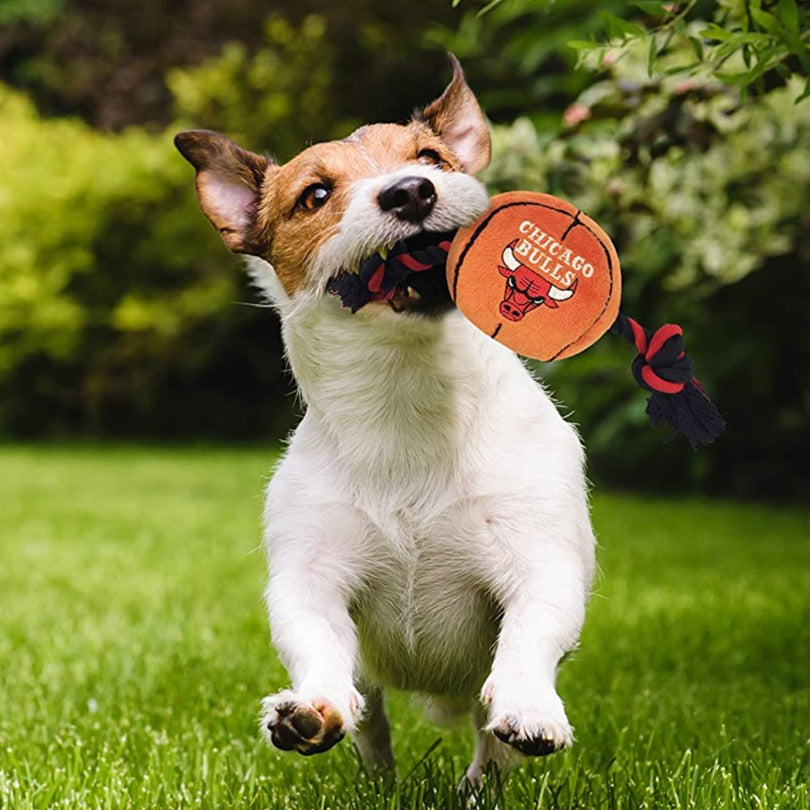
[
  {"x1": 327, "y1": 232, "x2": 453, "y2": 312},
  {"x1": 610, "y1": 313, "x2": 725, "y2": 448}
]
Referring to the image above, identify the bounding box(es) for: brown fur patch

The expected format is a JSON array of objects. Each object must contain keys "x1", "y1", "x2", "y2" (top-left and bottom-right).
[
  {"x1": 255, "y1": 122, "x2": 460, "y2": 296},
  {"x1": 175, "y1": 130, "x2": 272, "y2": 254}
]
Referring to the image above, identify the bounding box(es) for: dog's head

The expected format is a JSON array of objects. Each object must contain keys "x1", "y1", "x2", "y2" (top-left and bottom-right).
[{"x1": 175, "y1": 55, "x2": 490, "y2": 316}]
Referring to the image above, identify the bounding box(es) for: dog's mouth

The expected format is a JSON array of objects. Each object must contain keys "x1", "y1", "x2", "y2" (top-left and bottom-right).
[{"x1": 327, "y1": 231, "x2": 456, "y2": 316}]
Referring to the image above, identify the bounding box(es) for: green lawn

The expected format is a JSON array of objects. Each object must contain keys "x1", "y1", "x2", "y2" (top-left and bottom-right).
[{"x1": 0, "y1": 445, "x2": 808, "y2": 809}]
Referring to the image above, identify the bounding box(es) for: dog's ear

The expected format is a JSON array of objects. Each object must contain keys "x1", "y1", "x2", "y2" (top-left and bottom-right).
[
  {"x1": 416, "y1": 53, "x2": 491, "y2": 175},
  {"x1": 174, "y1": 130, "x2": 274, "y2": 255}
]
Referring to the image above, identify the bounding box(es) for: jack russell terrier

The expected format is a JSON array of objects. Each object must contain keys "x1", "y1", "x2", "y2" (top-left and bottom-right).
[{"x1": 175, "y1": 54, "x2": 595, "y2": 784}]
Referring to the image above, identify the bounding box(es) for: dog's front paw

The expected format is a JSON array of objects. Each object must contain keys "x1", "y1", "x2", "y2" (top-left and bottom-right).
[
  {"x1": 482, "y1": 679, "x2": 573, "y2": 757},
  {"x1": 261, "y1": 692, "x2": 347, "y2": 756},
  {"x1": 489, "y1": 710, "x2": 572, "y2": 756}
]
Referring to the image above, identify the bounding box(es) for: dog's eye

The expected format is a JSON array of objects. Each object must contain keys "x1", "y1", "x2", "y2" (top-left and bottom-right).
[
  {"x1": 417, "y1": 149, "x2": 443, "y2": 167},
  {"x1": 298, "y1": 183, "x2": 331, "y2": 211}
]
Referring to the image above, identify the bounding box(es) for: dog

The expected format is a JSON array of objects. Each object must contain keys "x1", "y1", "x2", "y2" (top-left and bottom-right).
[{"x1": 175, "y1": 54, "x2": 596, "y2": 784}]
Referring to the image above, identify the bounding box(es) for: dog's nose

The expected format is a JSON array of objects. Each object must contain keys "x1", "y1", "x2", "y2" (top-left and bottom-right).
[{"x1": 378, "y1": 176, "x2": 436, "y2": 223}]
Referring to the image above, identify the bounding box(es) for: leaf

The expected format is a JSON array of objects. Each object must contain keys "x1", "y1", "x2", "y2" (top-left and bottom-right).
[
  {"x1": 796, "y1": 77, "x2": 810, "y2": 103},
  {"x1": 664, "y1": 62, "x2": 699, "y2": 75},
  {"x1": 777, "y1": 0, "x2": 799, "y2": 35},
  {"x1": 716, "y1": 46, "x2": 781, "y2": 86},
  {"x1": 689, "y1": 35, "x2": 704, "y2": 61},
  {"x1": 749, "y1": 8, "x2": 781, "y2": 35},
  {"x1": 648, "y1": 35, "x2": 657, "y2": 77},
  {"x1": 700, "y1": 23, "x2": 732, "y2": 42},
  {"x1": 631, "y1": 1, "x2": 666, "y2": 13},
  {"x1": 599, "y1": 11, "x2": 646, "y2": 41},
  {"x1": 742, "y1": 42, "x2": 752, "y2": 69},
  {"x1": 567, "y1": 39, "x2": 598, "y2": 51},
  {"x1": 475, "y1": 0, "x2": 505, "y2": 16}
]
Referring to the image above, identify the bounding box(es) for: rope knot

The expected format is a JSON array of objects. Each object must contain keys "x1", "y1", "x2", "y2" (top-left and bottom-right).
[
  {"x1": 611, "y1": 314, "x2": 725, "y2": 448},
  {"x1": 626, "y1": 320, "x2": 694, "y2": 394}
]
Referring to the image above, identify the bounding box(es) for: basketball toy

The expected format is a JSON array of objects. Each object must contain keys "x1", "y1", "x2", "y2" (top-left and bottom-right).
[
  {"x1": 446, "y1": 191, "x2": 619, "y2": 361},
  {"x1": 327, "y1": 191, "x2": 725, "y2": 449}
]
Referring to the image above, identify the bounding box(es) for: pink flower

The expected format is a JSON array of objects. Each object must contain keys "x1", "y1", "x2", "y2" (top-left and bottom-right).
[
  {"x1": 675, "y1": 78, "x2": 701, "y2": 95},
  {"x1": 563, "y1": 103, "x2": 592, "y2": 127},
  {"x1": 602, "y1": 49, "x2": 619, "y2": 67}
]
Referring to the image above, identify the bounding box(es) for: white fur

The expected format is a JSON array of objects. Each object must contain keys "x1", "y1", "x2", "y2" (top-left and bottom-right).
[
  {"x1": 254, "y1": 167, "x2": 596, "y2": 780},
  {"x1": 309, "y1": 164, "x2": 490, "y2": 291}
]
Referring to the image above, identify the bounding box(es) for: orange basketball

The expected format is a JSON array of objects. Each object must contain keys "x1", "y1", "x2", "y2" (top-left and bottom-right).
[{"x1": 447, "y1": 191, "x2": 621, "y2": 361}]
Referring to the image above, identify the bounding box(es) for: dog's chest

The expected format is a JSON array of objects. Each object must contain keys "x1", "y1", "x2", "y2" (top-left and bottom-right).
[
  {"x1": 350, "y1": 505, "x2": 499, "y2": 696},
  {"x1": 284, "y1": 305, "x2": 490, "y2": 485}
]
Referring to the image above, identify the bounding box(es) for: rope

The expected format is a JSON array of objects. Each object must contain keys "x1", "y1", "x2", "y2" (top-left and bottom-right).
[
  {"x1": 327, "y1": 234, "x2": 453, "y2": 313},
  {"x1": 610, "y1": 313, "x2": 725, "y2": 448}
]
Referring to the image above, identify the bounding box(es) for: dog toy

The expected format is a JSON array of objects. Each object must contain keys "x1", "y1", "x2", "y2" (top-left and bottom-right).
[
  {"x1": 329, "y1": 191, "x2": 725, "y2": 448},
  {"x1": 327, "y1": 231, "x2": 455, "y2": 312},
  {"x1": 447, "y1": 191, "x2": 619, "y2": 361}
]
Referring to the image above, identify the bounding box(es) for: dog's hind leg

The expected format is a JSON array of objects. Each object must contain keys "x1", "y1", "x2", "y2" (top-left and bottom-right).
[
  {"x1": 463, "y1": 703, "x2": 518, "y2": 785},
  {"x1": 351, "y1": 684, "x2": 395, "y2": 778}
]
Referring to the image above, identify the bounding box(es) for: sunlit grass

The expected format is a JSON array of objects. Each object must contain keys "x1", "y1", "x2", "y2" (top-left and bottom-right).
[{"x1": 0, "y1": 445, "x2": 808, "y2": 808}]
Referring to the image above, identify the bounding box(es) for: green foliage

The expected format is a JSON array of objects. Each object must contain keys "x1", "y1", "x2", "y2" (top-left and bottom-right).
[
  {"x1": 583, "y1": 0, "x2": 810, "y2": 100},
  {"x1": 0, "y1": 83, "x2": 292, "y2": 438},
  {"x1": 0, "y1": 0, "x2": 460, "y2": 131},
  {"x1": 482, "y1": 37, "x2": 810, "y2": 495},
  {"x1": 1, "y1": 446, "x2": 809, "y2": 807},
  {"x1": 0, "y1": 0, "x2": 63, "y2": 25},
  {"x1": 168, "y1": 15, "x2": 353, "y2": 161},
  {"x1": 461, "y1": 0, "x2": 810, "y2": 100},
  {"x1": 486, "y1": 50, "x2": 810, "y2": 293}
]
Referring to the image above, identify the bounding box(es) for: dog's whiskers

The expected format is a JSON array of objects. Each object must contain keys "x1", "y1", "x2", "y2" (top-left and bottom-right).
[{"x1": 232, "y1": 300, "x2": 276, "y2": 309}]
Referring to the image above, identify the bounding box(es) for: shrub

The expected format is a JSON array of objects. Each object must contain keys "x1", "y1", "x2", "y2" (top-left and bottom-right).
[
  {"x1": 482, "y1": 34, "x2": 810, "y2": 497},
  {"x1": 0, "y1": 83, "x2": 292, "y2": 438}
]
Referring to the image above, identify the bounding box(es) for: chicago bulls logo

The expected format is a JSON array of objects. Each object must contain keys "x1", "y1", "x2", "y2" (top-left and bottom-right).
[
  {"x1": 447, "y1": 192, "x2": 621, "y2": 361},
  {"x1": 498, "y1": 240, "x2": 577, "y2": 322}
]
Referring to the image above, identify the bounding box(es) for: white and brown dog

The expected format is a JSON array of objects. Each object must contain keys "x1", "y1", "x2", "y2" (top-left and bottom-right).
[{"x1": 175, "y1": 55, "x2": 595, "y2": 784}]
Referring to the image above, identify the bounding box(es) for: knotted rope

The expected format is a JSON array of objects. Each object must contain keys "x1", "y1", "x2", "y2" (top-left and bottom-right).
[
  {"x1": 610, "y1": 313, "x2": 725, "y2": 448},
  {"x1": 327, "y1": 233, "x2": 453, "y2": 313}
]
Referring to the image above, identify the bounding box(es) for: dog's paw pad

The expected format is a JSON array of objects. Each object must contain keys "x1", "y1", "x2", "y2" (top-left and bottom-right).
[
  {"x1": 263, "y1": 697, "x2": 345, "y2": 756},
  {"x1": 490, "y1": 713, "x2": 572, "y2": 757}
]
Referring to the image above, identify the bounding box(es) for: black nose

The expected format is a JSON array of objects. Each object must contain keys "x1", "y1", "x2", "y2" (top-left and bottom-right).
[{"x1": 378, "y1": 176, "x2": 436, "y2": 223}]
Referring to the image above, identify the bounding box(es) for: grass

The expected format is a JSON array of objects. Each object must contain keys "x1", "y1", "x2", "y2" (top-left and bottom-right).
[{"x1": 0, "y1": 444, "x2": 808, "y2": 809}]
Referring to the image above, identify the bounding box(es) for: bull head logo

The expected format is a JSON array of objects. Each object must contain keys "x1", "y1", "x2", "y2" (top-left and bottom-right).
[{"x1": 498, "y1": 241, "x2": 577, "y2": 322}]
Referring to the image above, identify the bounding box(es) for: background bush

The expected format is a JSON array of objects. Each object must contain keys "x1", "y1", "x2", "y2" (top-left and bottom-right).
[
  {"x1": 0, "y1": 83, "x2": 290, "y2": 438},
  {"x1": 482, "y1": 34, "x2": 810, "y2": 497},
  {"x1": 0, "y1": 0, "x2": 806, "y2": 498}
]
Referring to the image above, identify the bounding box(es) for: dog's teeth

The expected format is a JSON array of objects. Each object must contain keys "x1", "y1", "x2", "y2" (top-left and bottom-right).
[
  {"x1": 378, "y1": 244, "x2": 389, "y2": 260},
  {"x1": 406, "y1": 286, "x2": 421, "y2": 300}
]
